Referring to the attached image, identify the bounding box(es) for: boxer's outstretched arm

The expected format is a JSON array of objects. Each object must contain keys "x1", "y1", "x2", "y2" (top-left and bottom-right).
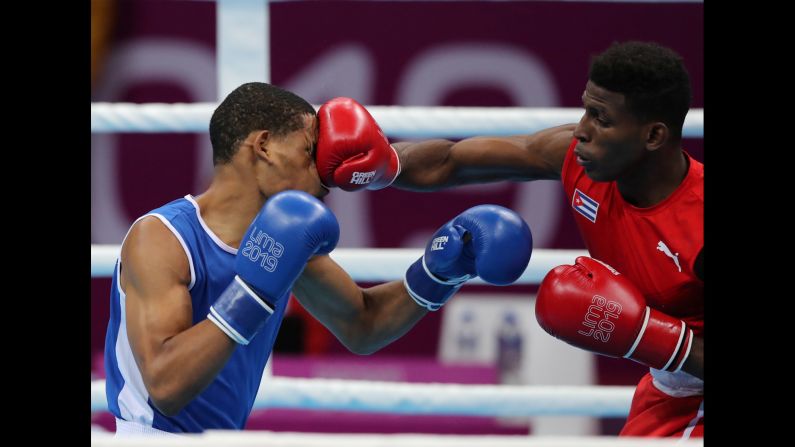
[
  {"x1": 292, "y1": 255, "x2": 428, "y2": 355},
  {"x1": 391, "y1": 124, "x2": 575, "y2": 191}
]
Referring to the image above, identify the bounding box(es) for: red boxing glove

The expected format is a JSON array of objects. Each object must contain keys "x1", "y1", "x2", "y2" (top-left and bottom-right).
[
  {"x1": 536, "y1": 257, "x2": 693, "y2": 372},
  {"x1": 316, "y1": 97, "x2": 400, "y2": 191}
]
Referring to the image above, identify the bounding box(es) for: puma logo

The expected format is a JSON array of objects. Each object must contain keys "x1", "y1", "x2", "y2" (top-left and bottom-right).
[{"x1": 656, "y1": 241, "x2": 682, "y2": 272}]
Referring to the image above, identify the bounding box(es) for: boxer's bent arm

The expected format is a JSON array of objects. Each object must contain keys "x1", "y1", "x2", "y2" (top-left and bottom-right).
[
  {"x1": 681, "y1": 336, "x2": 703, "y2": 380},
  {"x1": 684, "y1": 248, "x2": 703, "y2": 379},
  {"x1": 292, "y1": 255, "x2": 428, "y2": 355},
  {"x1": 391, "y1": 124, "x2": 576, "y2": 191},
  {"x1": 122, "y1": 217, "x2": 237, "y2": 416},
  {"x1": 693, "y1": 247, "x2": 704, "y2": 281}
]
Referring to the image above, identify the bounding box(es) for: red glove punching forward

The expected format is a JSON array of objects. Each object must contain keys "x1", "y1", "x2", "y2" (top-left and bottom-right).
[
  {"x1": 316, "y1": 97, "x2": 400, "y2": 191},
  {"x1": 536, "y1": 257, "x2": 693, "y2": 372}
]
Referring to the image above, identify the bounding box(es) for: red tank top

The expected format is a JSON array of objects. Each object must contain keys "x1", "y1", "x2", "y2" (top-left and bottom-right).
[{"x1": 560, "y1": 139, "x2": 704, "y2": 334}]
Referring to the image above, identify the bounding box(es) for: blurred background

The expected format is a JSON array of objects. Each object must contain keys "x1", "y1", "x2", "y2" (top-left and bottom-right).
[{"x1": 91, "y1": 0, "x2": 703, "y2": 437}]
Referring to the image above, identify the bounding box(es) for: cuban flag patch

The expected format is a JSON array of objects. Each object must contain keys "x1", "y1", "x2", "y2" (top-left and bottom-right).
[{"x1": 572, "y1": 188, "x2": 599, "y2": 223}]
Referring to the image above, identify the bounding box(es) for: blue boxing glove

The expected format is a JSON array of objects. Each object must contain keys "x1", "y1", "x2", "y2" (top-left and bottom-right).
[
  {"x1": 404, "y1": 205, "x2": 532, "y2": 311},
  {"x1": 208, "y1": 190, "x2": 339, "y2": 344}
]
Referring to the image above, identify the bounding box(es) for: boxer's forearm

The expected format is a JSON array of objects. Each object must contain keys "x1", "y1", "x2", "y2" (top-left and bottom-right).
[
  {"x1": 682, "y1": 336, "x2": 703, "y2": 380},
  {"x1": 391, "y1": 139, "x2": 457, "y2": 191},
  {"x1": 350, "y1": 281, "x2": 430, "y2": 355},
  {"x1": 293, "y1": 256, "x2": 427, "y2": 355}
]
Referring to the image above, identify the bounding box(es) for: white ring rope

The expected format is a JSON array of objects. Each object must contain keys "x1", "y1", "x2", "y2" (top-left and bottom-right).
[
  {"x1": 90, "y1": 431, "x2": 704, "y2": 447},
  {"x1": 92, "y1": 377, "x2": 635, "y2": 417},
  {"x1": 91, "y1": 245, "x2": 588, "y2": 283},
  {"x1": 90, "y1": 103, "x2": 704, "y2": 138}
]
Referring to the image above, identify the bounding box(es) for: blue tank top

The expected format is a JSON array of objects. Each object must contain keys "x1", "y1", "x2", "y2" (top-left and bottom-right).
[{"x1": 104, "y1": 195, "x2": 288, "y2": 433}]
